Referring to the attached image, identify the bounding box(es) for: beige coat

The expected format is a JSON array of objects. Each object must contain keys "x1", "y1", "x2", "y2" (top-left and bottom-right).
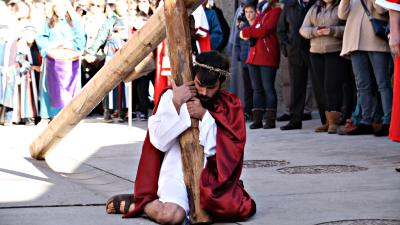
[
  {"x1": 338, "y1": 0, "x2": 390, "y2": 56},
  {"x1": 300, "y1": 5, "x2": 344, "y2": 53}
]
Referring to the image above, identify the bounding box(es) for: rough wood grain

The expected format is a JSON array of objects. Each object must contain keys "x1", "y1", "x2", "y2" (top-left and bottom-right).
[
  {"x1": 30, "y1": 0, "x2": 204, "y2": 160},
  {"x1": 164, "y1": 0, "x2": 211, "y2": 223}
]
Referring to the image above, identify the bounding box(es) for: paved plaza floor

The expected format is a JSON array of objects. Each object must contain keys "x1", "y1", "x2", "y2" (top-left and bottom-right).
[{"x1": 0, "y1": 116, "x2": 399, "y2": 225}]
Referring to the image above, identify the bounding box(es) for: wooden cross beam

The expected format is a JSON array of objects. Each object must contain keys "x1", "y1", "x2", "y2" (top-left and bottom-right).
[
  {"x1": 29, "y1": 0, "x2": 204, "y2": 160},
  {"x1": 164, "y1": 0, "x2": 211, "y2": 224}
]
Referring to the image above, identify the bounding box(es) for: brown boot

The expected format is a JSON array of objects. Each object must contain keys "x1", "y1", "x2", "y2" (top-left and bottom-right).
[
  {"x1": 263, "y1": 108, "x2": 276, "y2": 129},
  {"x1": 327, "y1": 111, "x2": 341, "y2": 134},
  {"x1": 250, "y1": 109, "x2": 263, "y2": 129},
  {"x1": 315, "y1": 111, "x2": 329, "y2": 132}
]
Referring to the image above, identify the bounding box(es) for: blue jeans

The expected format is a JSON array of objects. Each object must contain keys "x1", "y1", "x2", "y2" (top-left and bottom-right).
[
  {"x1": 248, "y1": 65, "x2": 277, "y2": 109},
  {"x1": 351, "y1": 51, "x2": 392, "y2": 125}
]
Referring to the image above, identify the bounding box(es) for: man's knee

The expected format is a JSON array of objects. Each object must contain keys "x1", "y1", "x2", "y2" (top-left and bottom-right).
[{"x1": 157, "y1": 204, "x2": 186, "y2": 225}]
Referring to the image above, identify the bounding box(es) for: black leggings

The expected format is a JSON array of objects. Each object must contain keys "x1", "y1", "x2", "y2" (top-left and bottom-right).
[{"x1": 310, "y1": 52, "x2": 352, "y2": 112}]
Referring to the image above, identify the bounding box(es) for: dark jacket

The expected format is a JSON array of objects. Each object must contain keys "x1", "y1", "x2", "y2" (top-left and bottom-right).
[
  {"x1": 235, "y1": 21, "x2": 251, "y2": 65},
  {"x1": 277, "y1": 0, "x2": 316, "y2": 66}
]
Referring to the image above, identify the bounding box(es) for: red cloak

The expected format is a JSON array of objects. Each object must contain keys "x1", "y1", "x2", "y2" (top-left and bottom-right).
[
  {"x1": 389, "y1": 56, "x2": 400, "y2": 142},
  {"x1": 123, "y1": 89, "x2": 256, "y2": 221}
]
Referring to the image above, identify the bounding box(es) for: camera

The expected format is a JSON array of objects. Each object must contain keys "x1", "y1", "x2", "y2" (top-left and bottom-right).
[
  {"x1": 237, "y1": 10, "x2": 247, "y2": 24},
  {"x1": 249, "y1": 38, "x2": 256, "y2": 47}
]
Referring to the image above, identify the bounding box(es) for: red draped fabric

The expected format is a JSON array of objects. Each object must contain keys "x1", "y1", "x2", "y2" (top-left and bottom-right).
[
  {"x1": 154, "y1": 42, "x2": 169, "y2": 105},
  {"x1": 387, "y1": 0, "x2": 400, "y2": 3},
  {"x1": 389, "y1": 56, "x2": 400, "y2": 142},
  {"x1": 123, "y1": 88, "x2": 256, "y2": 221}
]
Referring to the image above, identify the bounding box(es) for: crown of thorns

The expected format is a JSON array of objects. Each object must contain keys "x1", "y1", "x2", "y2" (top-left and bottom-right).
[{"x1": 193, "y1": 61, "x2": 231, "y2": 78}]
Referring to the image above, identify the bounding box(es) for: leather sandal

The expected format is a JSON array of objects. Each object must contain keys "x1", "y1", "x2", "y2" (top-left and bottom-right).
[{"x1": 106, "y1": 194, "x2": 134, "y2": 214}]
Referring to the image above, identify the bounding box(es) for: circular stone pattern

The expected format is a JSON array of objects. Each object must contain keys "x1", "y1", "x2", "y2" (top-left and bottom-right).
[
  {"x1": 315, "y1": 219, "x2": 400, "y2": 225},
  {"x1": 277, "y1": 165, "x2": 368, "y2": 174},
  {"x1": 243, "y1": 160, "x2": 289, "y2": 168}
]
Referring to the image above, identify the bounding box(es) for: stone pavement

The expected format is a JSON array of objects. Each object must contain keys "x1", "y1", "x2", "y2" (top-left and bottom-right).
[{"x1": 0, "y1": 116, "x2": 399, "y2": 225}]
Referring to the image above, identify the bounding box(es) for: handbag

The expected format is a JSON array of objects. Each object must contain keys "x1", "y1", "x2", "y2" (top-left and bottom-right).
[{"x1": 360, "y1": 0, "x2": 389, "y2": 41}]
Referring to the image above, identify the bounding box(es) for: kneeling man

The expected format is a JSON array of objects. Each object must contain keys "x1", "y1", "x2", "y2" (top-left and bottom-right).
[{"x1": 107, "y1": 51, "x2": 256, "y2": 224}]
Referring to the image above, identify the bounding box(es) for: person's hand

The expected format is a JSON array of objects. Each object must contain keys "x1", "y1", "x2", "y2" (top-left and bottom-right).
[
  {"x1": 389, "y1": 32, "x2": 400, "y2": 56},
  {"x1": 84, "y1": 54, "x2": 96, "y2": 63},
  {"x1": 239, "y1": 31, "x2": 249, "y2": 41},
  {"x1": 237, "y1": 21, "x2": 245, "y2": 29},
  {"x1": 316, "y1": 27, "x2": 330, "y2": 36},
  {"x1": 31, "y1": 65, "x2": 41, "y2": 72},
  {"x1": 171, "y1": 79, "x2": 197, "y2": 111},
  {"x1": 187, "y1": 97, "x2": 206, "y2": 120}
]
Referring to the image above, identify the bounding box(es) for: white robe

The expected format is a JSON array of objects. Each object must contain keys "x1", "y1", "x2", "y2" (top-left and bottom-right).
[{"x1": 148, "y1": 89, "x2": 217, "y2": 214}]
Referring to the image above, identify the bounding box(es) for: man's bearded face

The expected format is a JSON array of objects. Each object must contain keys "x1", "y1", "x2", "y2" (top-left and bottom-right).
[{"x1": 194, "y1": 75, "x2": 221, "y2": 106}]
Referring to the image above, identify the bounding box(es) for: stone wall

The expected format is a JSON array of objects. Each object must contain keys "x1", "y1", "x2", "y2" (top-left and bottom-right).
[{"x1": 215, "y1": 0, "x2": 237, "y2": 28}]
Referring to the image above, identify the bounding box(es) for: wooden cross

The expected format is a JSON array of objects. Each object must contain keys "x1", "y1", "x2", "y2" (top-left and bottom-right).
[{"x1": 164, "y1": 0, "x2": 212, "y2": 223}]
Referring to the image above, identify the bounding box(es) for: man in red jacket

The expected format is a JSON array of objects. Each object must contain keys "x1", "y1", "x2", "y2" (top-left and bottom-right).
[{"x1": 106, "y1": 51, "x2": 256, "y2": 224}]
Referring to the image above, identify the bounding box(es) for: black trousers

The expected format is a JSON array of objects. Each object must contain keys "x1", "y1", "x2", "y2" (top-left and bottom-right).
[
  {"x1": 242, "y1": 65, "x2": 253, "y2": 115},
  {"x1": 309, "y1": 52, "x2": 352, "y2": 119},
  {"x1": 288, "y1": 62, "x2": 310, "y2": 124},
  {"x1": 132, "y1": 76, "x2": 150, "y2": 115}
]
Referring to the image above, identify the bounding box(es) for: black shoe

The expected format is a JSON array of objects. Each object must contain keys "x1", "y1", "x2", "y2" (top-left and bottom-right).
[
  {"x1": 249, "y1": 122, "x2": 263, "y2": 129},
  {"x1": 277, "y1": 113, "x2": 291, "y2": 121},
  {"x1": 25, "y1": 118, "x2": 36, "y2": 126},
  {"x1": 346, "y1": 124, "x2": 374, "y2": 135},
  {"x1": 302, "y1": 113, "x2": 312, "y2": 121},
  {"x1": 280, "y1": 122, "x2": 302, "y2": 130},
  {"x1": 374, "y1": 124, "x2": 389, "y2": 137},
  {"x1": 396, "y1": 167, "x2": 400, "y2": 172}
]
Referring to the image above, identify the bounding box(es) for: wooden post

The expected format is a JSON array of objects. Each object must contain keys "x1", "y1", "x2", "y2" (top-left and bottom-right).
[
  {"x1": 29, "y1": 0, "x2": 204, "y2": 160},
  {"x1": 164, "y1": 0, "x2": 211, "y2": 224}
]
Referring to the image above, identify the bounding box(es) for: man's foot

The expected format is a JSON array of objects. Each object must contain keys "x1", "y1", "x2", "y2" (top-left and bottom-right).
[
  {"x1": 277, "y1": 113, "x2": 290, "y2": 121},
  {"x1": 302, "y1": 113, "x2": 312, "y2": 121},
  {"x1": 106, "y1": 194, "x2": 135, "y2": 214},
  {"x1": 346, "y1": 124, "x2": 374, "y2": 135},
  {"x1": 396, "y1": 167, "x2": 400, "y2": 172},
  {"x1": 280, "y1": 122, "x2": 302, "y2": 130},
  {"x1": 374, "y1": 124, "x2": 389, "y2": 137}
]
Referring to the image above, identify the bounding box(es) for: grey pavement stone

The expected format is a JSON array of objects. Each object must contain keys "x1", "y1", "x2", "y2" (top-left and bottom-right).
[{"x1": 0, "y1": 117, "x2": 399, "y2": 225}]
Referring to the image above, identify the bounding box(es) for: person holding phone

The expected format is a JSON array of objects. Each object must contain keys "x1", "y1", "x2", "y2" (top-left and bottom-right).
[{"x1": 300, "y1": 0, "x2": 352, "y2": 133}]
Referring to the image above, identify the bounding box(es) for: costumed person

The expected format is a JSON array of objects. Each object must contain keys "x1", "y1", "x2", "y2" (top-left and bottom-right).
[
  {"x1": 375, "y1": 0, "x2": 400, "y2": 173},
  {"x1": 36, "y1": 0, "x2": 86, "y2": 123},
  {"x1": 129, "y1": 0, "x2": 157, "y2": 121},
  {"x1": 0, "y1": 3, "x2": 18, "y2": 126},
  {"x1": 202, "y1": 0, "x2": 223, "y2": 51},
  {"x1": 154, "y1": 4, "x2": 211, "y2": 105},
  {"x1": 14, "y1": 25, "x2": 41, "y2": 125},
  {"x1": 81, "y1": 0, "x2": 107, "y2": 87},
  {"x1": 240, "y1": 0, "x2": 282, "y2": 129},
  {"x1": 85, "y1": 0, "x2": 129, "y2": 123},
  {"x1": 105, "y1": 51, "x2": 256, "y2": 224}
]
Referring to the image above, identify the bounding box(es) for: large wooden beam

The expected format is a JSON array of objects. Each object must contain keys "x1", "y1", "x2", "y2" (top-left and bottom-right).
[
  {"x1": 164, "y1": 0, "x2": 211, "y2": 224},
  {"x1": 29, "y1": 0, "x2": 204, "y2": 160}
]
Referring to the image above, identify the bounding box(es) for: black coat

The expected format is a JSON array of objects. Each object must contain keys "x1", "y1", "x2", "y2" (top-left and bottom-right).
[{"x1": 277, "y1": 0, "x2": 315, "y2": 66}]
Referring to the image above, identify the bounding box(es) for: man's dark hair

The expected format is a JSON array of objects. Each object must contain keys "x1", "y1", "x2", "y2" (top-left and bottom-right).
[{"x1": 193, "y1": 50, "x2": 230, "y2": 86}]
